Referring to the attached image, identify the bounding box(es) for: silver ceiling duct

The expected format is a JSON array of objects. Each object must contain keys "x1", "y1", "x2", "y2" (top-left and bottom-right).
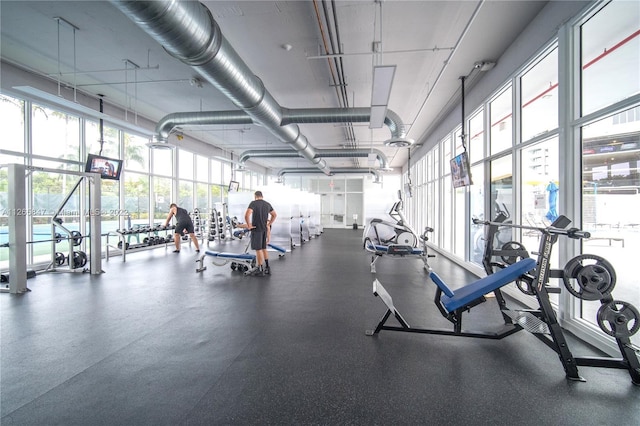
[
  {"x1": 238, "y1": 148, "x2": 391, "y2": 170},
  {"x1": 277, "y1": 167, "x2": 381, "y2": 183},
  {"x1": 154, "y1": 107, "x2": 412, "y2": 147},
  {"x1": 280, "y1": 107, "x2": 412, "y2": 146},
  {"x1": 111, "y1": 0, "x2": 329, "y2": 174}
]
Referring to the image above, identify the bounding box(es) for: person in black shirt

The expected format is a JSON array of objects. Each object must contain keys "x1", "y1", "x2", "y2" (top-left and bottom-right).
[
  {"x1": 245, "y1": 191, "x2": 277, "y2": 276},
  {"x1": 165, "y1": 203, "x2": 200, "y2": 253}
]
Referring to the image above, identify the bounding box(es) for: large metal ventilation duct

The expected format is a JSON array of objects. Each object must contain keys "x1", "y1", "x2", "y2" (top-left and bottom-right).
[
  {"x1": 238, "y1": 148, "x2": 391, "y2": 170},
  {"x1": 280, "y1": 108, "x2": 412, "y2": 147},
  {"x1": 154, "y1": 107, "x2": 412, "y2": 148},
  {"x1": 277, "y1": 168, "x2": 381, "y2": 183},
  {"x1": 111, "y1": 0, "x2": 329, "y2": 174}
]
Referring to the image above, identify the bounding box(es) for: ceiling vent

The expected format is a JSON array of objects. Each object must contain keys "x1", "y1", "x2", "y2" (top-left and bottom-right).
[{"x1": 384, "y1": 137, "x2": 414, "y2": 148}]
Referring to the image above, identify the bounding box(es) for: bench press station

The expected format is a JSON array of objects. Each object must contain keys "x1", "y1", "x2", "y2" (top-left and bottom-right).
[
  {"x1": 196, "y1": 229, "x2": 286, "y2": 275},
  {"x1": 367, "y1": 215, "x2": 640, "y2": 385}
]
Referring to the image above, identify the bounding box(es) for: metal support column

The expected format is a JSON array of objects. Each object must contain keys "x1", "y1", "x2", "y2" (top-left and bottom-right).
[
  {"x1": 88, "y1": 175, "x2": 102, "y2": 274},
  {"x1": 7, "y1": 164, "x2": 28, "y2": 294}
]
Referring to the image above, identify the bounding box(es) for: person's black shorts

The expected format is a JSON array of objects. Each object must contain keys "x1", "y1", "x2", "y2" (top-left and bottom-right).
[
  {"x1": 251, "y1": 230, "x2": 267, "y2": 250},
  {"x1": 175, "y1": 222, "x2": 194, "y2": 235}
]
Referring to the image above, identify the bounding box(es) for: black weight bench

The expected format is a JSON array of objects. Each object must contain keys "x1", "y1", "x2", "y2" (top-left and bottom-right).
[{"x1": 367, "y1": 258, "x2": 537, "y2": 338}]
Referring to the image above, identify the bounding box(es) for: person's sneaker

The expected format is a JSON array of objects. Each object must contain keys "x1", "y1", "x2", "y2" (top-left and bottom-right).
[
  {"x1": 249, "y1": 267, "x2": 265, "y2": 277},
  {"x1": 173, "y1": 250, "x2": 180, "y2": 253},
  {"x1": 264, "y1": 266, "x2": 271, "y2": 275}
]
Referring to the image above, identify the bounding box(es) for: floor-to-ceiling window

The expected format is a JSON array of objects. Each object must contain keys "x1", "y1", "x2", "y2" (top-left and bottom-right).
[{"x1": 577, "y1": 0, "x2": 639, "y2": 347}]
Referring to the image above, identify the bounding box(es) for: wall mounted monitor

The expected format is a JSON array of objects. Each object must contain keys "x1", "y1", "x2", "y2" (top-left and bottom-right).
[
  {"x1": 228, "y1": 180, "x2": 240, "y2": 192},
  {"x1": 450, "y1": 151, "x2": 472, "y2": 188},
  {"x1": 85, "y1": 154, "x2": 123, "y2": 180}
]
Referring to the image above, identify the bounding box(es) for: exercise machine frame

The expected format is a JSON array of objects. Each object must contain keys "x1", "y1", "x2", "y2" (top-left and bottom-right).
[{"x1": 367, "y1": 215, "x2": 640, "y2": 385}]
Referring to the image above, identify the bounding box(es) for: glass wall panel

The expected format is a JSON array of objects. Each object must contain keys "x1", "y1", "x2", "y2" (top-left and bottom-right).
[
  {"x1": 211, "y1": 184, "x2": 224, "y2": 206},
  {"x1": 469, "y1": 164, "x2": 485, "y2": 264},
  {"x1": 124, "y1": 172, "x2": 149, "y2": 225},
  {"x1": 521, "y1": 47, "x2": 558, "y2": 142},
  {"x1": 211, "y1": 159, "x2": 222, "y2": 184},
  {"x1": 581, "y1": 112, "x2": 639, "y2": 346},
  {"x1": 196, "y1": 183, "x2": 208, "y2": 210},
  {"x1": 490, "y1": 85, "x2": 513, "y2": 155},
  {"x1": 520, "y1": 137, "x2": 560, "y2": 305},
  {"x1": 196, "y1": 155, "x2": 208, "y2": 183},
  {"x1": 453, "y1": 186, "x2": 466, "y2": 258},
  {"x1": 490, "y1": 155, "x2": 513, "y2": 218},
  {"x1": 32, "y1": 104, "x2": 80, "y2": 162},
  {"x1": 179, "y1": 180, "x2": 194, "y2": 212},
  {"x1": 468, "y1": 108, "x2": 484, "y2": 164},
  {"x1": 178, "y1": 150, "x2": 193, "y2": 180},
  {"x1": 100, "y1": 179, "x2": 121, "y2": 235},
  {"x1": 124, "y1": 133, "x2": 148, "y2": 172},
  {"x1": 86, "y1": 121, "x2": 119, "y2": 158},
  {"x1": 581, "y1": 1, "x2": 640, "y2": 116},
  {"x1": 152, "y1": 149, "x2": 173, "y2": 176},
  {"x1": 154, "y1": 177, "x2": 172, "y2": 221},
  {"x1": 442, "y1": 176, "x2": 452, "y2": 251},
  {"x1": 1, "y1": 94, "x2": 25, "y2": 153}
]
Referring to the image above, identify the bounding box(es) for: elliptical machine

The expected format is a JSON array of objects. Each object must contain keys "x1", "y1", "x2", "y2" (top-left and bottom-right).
[
  {"x1": 362, "y1": 190, "x2": 420, "y2": 248},
  {"x1": 362, "y1": 191, "x2": 434, "y2": 273}
]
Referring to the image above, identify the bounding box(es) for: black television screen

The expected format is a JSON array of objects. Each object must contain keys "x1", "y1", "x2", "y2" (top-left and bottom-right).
[
  {"x1": 228, "y1": 180, "x2": 239, "y2": 192},
  {"x1": 85, "y1": 154, "x2": 123, "y2": 180},
  {"x1": 450, "y1": 151, "x2": 472, "y2": 188}
]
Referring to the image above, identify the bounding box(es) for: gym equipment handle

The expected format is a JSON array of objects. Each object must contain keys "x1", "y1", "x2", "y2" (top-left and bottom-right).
[{"x1": 472, "y1": 218, "x2": 590, "y2": 239}]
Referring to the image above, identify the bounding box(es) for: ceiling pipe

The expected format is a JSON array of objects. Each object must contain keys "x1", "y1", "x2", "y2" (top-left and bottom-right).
[
  {"x1": 277, "y1": 167, "x2": 381, "y2": 183},
  {"x1": 238, "y1": 148, "x2": 391, "y2": 170},
  {"x1": 153, "y1": 107, "x2": 412, "y2": 147},
  {"x1": 110, "y1": 0, "x2": 330, "y2": 174}
]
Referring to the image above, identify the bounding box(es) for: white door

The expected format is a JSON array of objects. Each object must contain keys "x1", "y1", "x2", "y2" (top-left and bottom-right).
[{"x1": 320, "y1": 193, "x2": 345, "y2": 228}]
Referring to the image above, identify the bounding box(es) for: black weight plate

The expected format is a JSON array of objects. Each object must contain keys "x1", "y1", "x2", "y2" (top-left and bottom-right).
[
  {"x1": 55, "y1": 252, "x2": 66, "y2": 266},
  {"x1": 596, "y1": 300, "x2": 640, "y2": 338},
  {"x1": 71, "y1": 231, "x2": 83, "y2": 246},
  {"x1": 500, "y1": 241, "x2": 527, "y2": 265},
  {"x1": 562, "y1": 254, "x2": 616, "y2": 300}
]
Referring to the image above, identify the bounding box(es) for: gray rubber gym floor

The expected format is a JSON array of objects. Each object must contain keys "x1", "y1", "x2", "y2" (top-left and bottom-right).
[{"x1": 2, "y1": 229, "x2": 639, "y2": 425}]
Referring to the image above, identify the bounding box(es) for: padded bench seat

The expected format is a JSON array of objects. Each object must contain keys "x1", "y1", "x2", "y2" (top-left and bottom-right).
[
  {"x1": 429, "y1": 258, "x2": 536, "y2": 312},
  {"x1": 204, "y1": 251, "x2": 255, "y2": 260},
  {"x1": 367, "y1": 243, "x2": 424, "y2": 256}
]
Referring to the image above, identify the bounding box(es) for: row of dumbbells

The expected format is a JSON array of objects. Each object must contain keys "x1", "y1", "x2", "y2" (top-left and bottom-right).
[
  {"x1": 117, "y1": 224, "x2": 176, "y2": 234},
  {"x1": 117, "y1": 234, "x2": 176, "y2": 250}
]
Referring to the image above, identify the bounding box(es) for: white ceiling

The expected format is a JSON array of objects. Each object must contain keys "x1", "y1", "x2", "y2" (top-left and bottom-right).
[{"x1": 0, "y1": 0, "x2": 548, "y2": 174}]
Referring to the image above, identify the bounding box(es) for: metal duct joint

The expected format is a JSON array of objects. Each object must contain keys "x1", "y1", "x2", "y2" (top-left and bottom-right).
[
  {"x1": 238, "y1": 148, "x2": 391, "y2": 170},
  {"x1": 277, "y1": 167, "x2": 381, "y2": 183},
  {"x1": 281, "y1": 107, "x2": 412, "y2": 145},
  {"x1": 111, "y1": 0, "x2": 330, "y2": 174},
  {"x1": 154, "y1": 111, "x2": 253, "y2": 143}
]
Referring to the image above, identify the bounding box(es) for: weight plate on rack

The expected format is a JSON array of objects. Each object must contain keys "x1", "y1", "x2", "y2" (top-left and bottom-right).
[
  {"x1": 500, "y1": 241, "x2": 528, "y2": 265},
  {"x1": 71, "y1": 231, "x2": 83, "y2": 246},
  {"x1": 562, "y1": 254, "x2": 616, "y2": 301},
  {"x1": 55, "y1": 252, "x2": 66, "y2": 266},
  {"x1": 596, "y1": 300, "x2": 640, "y2": 338}
]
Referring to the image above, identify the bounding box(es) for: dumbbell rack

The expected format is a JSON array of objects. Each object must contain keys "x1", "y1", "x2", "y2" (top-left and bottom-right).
[
  {"x1": 191, "y1": 208, "x2": 207, "y2": 246},
  {"x1": 106, "y1": 225, "x2": 176, "y2": 262},
  {"x1": 207, "y1": 205, "x2": 233, "y2": 245}
]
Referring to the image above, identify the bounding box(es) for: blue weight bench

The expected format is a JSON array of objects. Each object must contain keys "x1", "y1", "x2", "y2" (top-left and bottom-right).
[
  {"x1": 430, "y1": 258, "x2": 536, "y2": 313},
  {"x1": 366, "y1": 258, "x2": 537, "y2": 338},
  {"x1": 196, "y1": 243, "x2": 286, "y2": 274}
]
